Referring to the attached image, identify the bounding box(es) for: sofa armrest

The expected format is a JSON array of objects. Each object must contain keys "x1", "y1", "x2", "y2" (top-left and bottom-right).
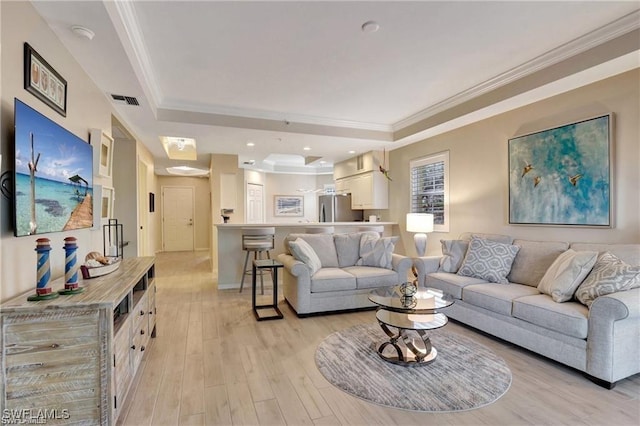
[
  {"x1": 278, "y1": 253, "x2": 311, "y2": 278},
  {"x1": 414, "y1": 256, "x2": 442, "y2": 287},
  {"x1": 277, "y1": 253, "x2": 312, "y2": 315},
  {"x1": 392, "y1": 254, "x2": 412, "y2": 282},
  {"x1": 586, "y1": 287, "x2": 640, "y2": 382}
]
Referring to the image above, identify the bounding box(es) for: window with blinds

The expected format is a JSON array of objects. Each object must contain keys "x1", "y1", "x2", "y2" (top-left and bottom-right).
[{"x1": 409, "y1": 151, "x2": 449, "y2": 232}]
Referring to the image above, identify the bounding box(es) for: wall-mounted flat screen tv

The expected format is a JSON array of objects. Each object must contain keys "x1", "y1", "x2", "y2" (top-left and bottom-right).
[{"x1": 14, "y1": 98, "x2": 93, "y2": 237}]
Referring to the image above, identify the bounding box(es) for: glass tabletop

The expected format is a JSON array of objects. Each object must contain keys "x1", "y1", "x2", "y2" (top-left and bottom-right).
[
  {"x1": 376, "y1": 309, "x2": 448, "y2": 331},
  {"x1": 253, "y1": 259, "x2": 284, "y2": 268},
  {"x1": 369, "y1": 285, "x2": 454, "y2": 313}
]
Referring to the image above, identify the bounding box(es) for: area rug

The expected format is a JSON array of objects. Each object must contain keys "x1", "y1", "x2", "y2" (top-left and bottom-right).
[{"x1": 315, "y1": 323, "x2": 512, "y2": 412}]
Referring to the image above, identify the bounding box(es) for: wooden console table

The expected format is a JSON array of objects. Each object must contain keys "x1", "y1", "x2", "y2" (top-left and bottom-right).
[{"x1": 0, "y1": 256, "x2": 156, "y2": 425}]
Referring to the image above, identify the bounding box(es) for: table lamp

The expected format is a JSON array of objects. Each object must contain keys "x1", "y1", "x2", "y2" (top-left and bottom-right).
[{"x1": 406, "y1": 213, "x2": 434, "y2": 257}]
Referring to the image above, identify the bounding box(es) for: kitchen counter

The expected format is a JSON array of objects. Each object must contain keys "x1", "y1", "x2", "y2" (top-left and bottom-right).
[{"x1": 215, "y1": 222, "x2": 399, "y2": 289}]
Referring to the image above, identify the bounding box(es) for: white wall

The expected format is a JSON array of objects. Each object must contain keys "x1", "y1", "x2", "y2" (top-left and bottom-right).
[
  {"x1": 389, "y1": 69, "x2": 640, "y2": 257},
  {"x1": 1, "y1": 2, "x2": 115, "y2": 301},
  {"x1": 265, "y1": 173, "x2": 333, "y2": 223}
]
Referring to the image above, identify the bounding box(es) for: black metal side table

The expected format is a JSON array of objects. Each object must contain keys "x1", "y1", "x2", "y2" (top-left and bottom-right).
[{"x1": 252, "y1": 259, "x2": 284, "y2": 321}]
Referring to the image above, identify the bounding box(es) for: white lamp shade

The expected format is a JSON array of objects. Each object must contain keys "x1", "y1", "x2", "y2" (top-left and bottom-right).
[{"x1": 406, "y1": 213, "x2": 434, "y2": 233}]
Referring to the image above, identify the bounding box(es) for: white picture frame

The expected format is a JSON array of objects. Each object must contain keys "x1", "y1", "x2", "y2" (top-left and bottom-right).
[
  {"x1": 101, "y1": 186, "x2": 115, "y2": 224},
  {"x1": 274, "y1": 195, "x2": 304, "y2": 217},
  {"x1": 90, "y1": 128, "x2": 114, "y2": 178}
]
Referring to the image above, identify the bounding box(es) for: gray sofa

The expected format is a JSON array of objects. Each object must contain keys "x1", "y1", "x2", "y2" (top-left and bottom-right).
[
  {"x1": 278, "y1": 232, "x2": 412, "y2": 316},
  {"x1": 414, "y1": 232, "x2": 640, "y2": 388}
]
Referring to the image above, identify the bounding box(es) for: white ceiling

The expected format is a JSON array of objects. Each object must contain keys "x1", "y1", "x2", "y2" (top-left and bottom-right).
[{"x1": 31, "y1": 1, "x2": 640, "y2": 175}]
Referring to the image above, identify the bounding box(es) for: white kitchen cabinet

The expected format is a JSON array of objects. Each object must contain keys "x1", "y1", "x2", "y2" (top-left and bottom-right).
[{"x1": 337, "y1": 171, "x2": 388, "y2": 209}]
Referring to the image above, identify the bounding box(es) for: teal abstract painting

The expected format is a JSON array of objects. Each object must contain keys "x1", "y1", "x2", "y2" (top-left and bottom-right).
[{"x1": 509, "y1": 115, "x2": 611, "y2": 226}]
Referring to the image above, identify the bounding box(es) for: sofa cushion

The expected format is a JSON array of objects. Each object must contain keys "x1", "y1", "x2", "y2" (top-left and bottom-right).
[
  {"x1": 285, "y1": 233, "x2": 339, "y2": 268},
  {"x1": 334, "y1": 233, "x2": 364, "y2": 267},
  {"x1": 343, "y1": 266, "x2": 399, "y2": 289},
  {"x1": 575, "y1": 252, "x2": 640, "y2": 307},
  {"x1": 357, "y1": 235, "x2": 398, "y2": 269},
  {"x1": 459, "y1": 232, "x2": 514, "y2": 245},
  {"x1": 458, "y1": 237, "x2": 520, "y2": 284},
  {"x1": 288, "y1": 238, "x2": 322, "y2": 275},
  {"x1": 537, "y1": 249, "x2": 598, "y2": 302},
  {"x1": 438, "y1": 240, "x2": 469, "y2": 273},
  {"x1": 569, "y1": 243, "x2": 640, "y2": 266},
  {"x1": 462, "y1": 283, "x2": 540, "y2": 316},
  {"x1": 310, "y1": 268, "x2": 357, "y2": 293},
  {"x1": 513, "y1": 295, "x2": 588, "y2": 339},
  {"x1": 425, "y1": 272, "x2": 487, "y2": 299},
  {"x1": 507, "y1": 240, "x2": 569, "y2": 287}
]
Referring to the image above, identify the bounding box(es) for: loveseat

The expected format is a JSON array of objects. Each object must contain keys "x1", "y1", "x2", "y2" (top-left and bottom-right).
[
  {"x1": 278, "y1": 232, "x2": 412, "y2": 316},
  {"x1": 414, "y1": 232, "x2": 640, "y2": 388}
]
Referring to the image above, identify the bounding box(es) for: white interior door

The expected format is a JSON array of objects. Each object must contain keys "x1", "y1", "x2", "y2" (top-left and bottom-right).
[
  {"x1": 137, "y1": 159, "x2": 149, "y2": 256},
  {"x1": 162, "y1": 186, "x2": 195, "y2": 251},
  {"x1": 246, "y1": 183, "x2": 264, "y2": 223}
]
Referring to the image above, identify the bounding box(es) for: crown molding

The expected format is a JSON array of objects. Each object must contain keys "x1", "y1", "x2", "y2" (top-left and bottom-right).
[
  {"x1": 160, "y1": 100, "x2": 392, "y2": 133},
  {"x1": 393, "y1": 9, "x2": 640, "y2": 132},
  {"x1": 109, "y1": 0, "x2": 164, "y2": 111}
]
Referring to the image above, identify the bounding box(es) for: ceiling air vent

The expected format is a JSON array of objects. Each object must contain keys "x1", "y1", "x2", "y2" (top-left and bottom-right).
[{"x1": 110, "y1": 94, "x2": 140, "y2": 106}]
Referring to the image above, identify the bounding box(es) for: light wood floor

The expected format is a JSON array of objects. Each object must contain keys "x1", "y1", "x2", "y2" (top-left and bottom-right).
[{"x1": 118, "y1": 251, "x2": 639, "y2": 426}]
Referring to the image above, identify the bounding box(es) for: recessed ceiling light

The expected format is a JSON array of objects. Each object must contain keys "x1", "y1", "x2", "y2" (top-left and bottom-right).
[
  {"x1": 303, "y1": 147, "x2": 311, "y2": 151},
  {"x1": 246, "y1": 142, "x2": 255, "y2": 147},
  {"x1": 166, "y1": 166, "x2": 209, "y2": 176},
  {"x1": 348, "y1": 150, "x2": 356, "y2": 154},
  {"x1": 361, "y1": 21, "x2": 380, "y2": 33}
]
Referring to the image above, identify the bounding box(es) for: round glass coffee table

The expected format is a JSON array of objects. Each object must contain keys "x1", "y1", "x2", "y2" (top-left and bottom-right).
[{"x1": 368, "y1": 284, "x2": 454, "y2": 367}]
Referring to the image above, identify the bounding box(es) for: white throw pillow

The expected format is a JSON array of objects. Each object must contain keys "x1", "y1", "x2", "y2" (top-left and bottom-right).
[
  {"x1": 537, "y1": 249, "x2": 598, "y2": 302},
  {"x1": 288, "y1": 238, "x2": 322, "y2": 275},
  {"x1": 438, "y1": 240, "x2": 470, "y2": 273},
  {"x1": 357, "y1": 235, "x2": 398, "y2": 269},
  {"x1": 457, "y1": 237, "x2": 520, "y2": 284},
  {"x1": 575, "y1": 252, "x2": 640, "y2": 307}
]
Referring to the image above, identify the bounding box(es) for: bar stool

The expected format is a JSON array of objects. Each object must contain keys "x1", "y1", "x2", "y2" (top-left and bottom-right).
[
  {"x1": 305, "y1": 226, "x2": 334, "y2": 234},
  {"x1": 358, "y1": 225, "x2": 384, "y2": 236},
  {"x1": 240, "y1": 227, "x2": 275, "y2": 293}
]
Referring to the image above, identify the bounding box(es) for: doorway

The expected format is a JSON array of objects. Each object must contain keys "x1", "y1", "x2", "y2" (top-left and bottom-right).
[
  {"x1": 162, "y1": 186, "x2": 195, "y2": 251},
  {"x1": 246, "y1": 183, "x2": 264, "y2": 223}
]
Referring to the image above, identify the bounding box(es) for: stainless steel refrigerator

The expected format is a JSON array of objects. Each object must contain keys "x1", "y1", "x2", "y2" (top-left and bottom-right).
[{"x1": 318, "y1": 194, "x2": 364, "y2": 222}]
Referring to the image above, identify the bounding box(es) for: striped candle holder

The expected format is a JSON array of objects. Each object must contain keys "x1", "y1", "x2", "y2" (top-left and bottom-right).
[
  {"x1": 28, "y1": 238, "x2": 59, "y2": 301},
  {"x1": 59, "y1": 236, "x2": 84, "y2": 295}
]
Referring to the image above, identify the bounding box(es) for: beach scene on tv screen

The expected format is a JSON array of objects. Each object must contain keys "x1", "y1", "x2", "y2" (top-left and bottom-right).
[{"x1": 14, "y1": 99, "x2": 93, "y2": 237}]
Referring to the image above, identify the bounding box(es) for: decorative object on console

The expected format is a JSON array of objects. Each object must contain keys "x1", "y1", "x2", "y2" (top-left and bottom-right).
[
  {"x1": 28, "y1": 238, "x2": 58, "y2": 301},
  {"x1": 509, "y1": 114, "x2": 612, "y2": 227},
  {"x1": 103, "y1": 218, "x2": 124, "y2": 259},
  {"x1": 406, "y1": 213, "x2": 434, "y2": 256},
  {"x1": 59, "y1": 236, "x2": 84, "y2": 295},
  {"x1": 80, "y1": 251, "x2": 121, "y2": 279},
  {"x1": 24, "y1": 43, "x2": 67, "y2": 116}
]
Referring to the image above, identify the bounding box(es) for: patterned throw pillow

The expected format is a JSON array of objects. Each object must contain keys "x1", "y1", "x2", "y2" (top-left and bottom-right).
[
  {"x1": 457, "y1": 237, "x2": 520, "y2": 284},
  {"x1": 288, "y1": 238, "x2": 322, "y2": 275},
  {"x1": 575, "y1": 252, "x2": 640, "y2": 307},
  {"x1": 357, "y1": 235, "x2": 399, "y2": 269},
  {"x1": 537, "y1": 249, "x2": 598, "y2": 302},
  {"x1": 438, "y1": 240, "x2": 470, "y2": 273}
]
